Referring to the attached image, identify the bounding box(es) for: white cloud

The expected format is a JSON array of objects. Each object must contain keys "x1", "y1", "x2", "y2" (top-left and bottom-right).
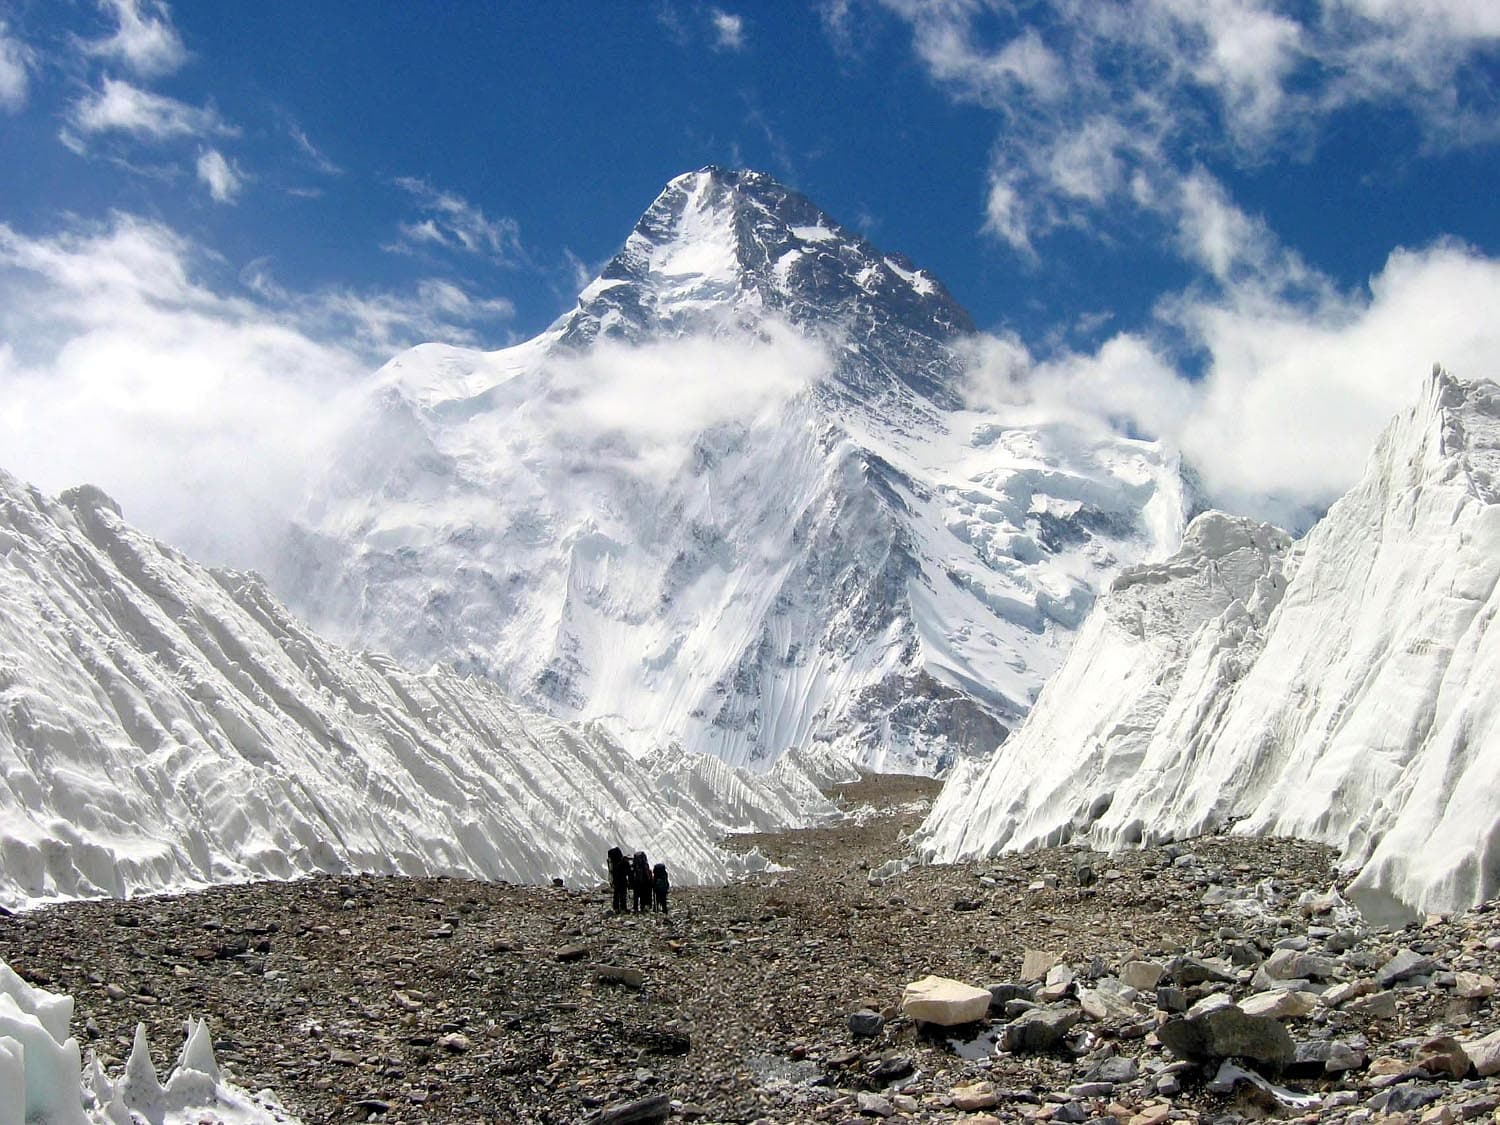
[
  {"x1": 0, "y1": 22, "x2": 34, "y2": 113},
  {"x1": 289, "y1": 125, "x2": 342, "y2": 176},
  {"x1": 873, "y1": 0, "x2": 1500, "y2": 269},
  {"x1": 82, "y1": 0, "x2": 187, "y2": 78},
  {"x1": 711, "y1": 9, "x2": 746, "y2": 51},
  {"x1": 390, "y1": 177, "x2": 523, "y2": 265},
  {"x1": 543, "y1": 321, "x2": 827, "y2": 481},
  {"x1": 195, "y1": 148, "x2": 242, "y2": 203},
  {"x1": 0, "y1": 214, "x2": 515, "y2": 568},
  {"x1": 1175, "y1": 169, "x2": 1270, "y2": 282},
  {"x1": 67, "y1": 77, "x2": 234, "y2": 143},
  {"x1": 962, "y1": 240, "x2": 1500, "y2": 529}
]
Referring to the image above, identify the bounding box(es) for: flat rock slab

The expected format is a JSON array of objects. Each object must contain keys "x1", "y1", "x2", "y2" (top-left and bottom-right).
[{"x1": 902, "y1": 975, "x2": 992, "y2": 1026}]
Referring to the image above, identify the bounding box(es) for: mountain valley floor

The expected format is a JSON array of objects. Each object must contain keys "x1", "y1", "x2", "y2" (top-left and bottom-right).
[{"x1": 5, "y1": 775, "x2": 1500, "y2": 1124}]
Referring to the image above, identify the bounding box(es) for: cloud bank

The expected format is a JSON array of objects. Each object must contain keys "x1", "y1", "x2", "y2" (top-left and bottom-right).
[
  {"x1": 963, "y1": 239, "x2": 1500, "y2": 529},
  {"x1": 0, "y1": 214, "x2": 515, "y2": 569}
]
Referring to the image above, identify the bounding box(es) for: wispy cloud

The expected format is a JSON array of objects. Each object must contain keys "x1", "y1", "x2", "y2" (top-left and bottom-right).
[
  {"x1": 872, "y1": 0, "x2": 1500, "y2": 262},
  {"x1": 389, "y1": 177, "x2": 523, "y2": 266},
  {"x1": 289, "y1": 124, "x2": 342, "y2": 176},
  {"x1": 711, "y1": 9, "x2": 746, "y2": 51},
  {"x1": 195, "y1": 148, "x2": 242, "y2": 203},
  {"x1": 66, "y1": 77, "x2": 234, "y2": 144},
  {"x1": 0, "y1": 21, "x2": 34, "y2": 113},
  {"x1": 81, "y1": 0, "x2": 187, "y2": 79},
  {"x1": 0, "y1": 214, "x2": 516, "y2": 568}
]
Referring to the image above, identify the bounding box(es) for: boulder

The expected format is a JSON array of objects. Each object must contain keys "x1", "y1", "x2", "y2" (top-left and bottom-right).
[
  {"x1": 1157, "y1": 994, "x2": 1295, "y2": 1067},
  {"x1": 1080, "y1": 987, "x2": 1139, "y2": 1022},
  {"x1": 1121, "y1": 961, "x2": 1165, "y2": 991},
  {"x1": 1454, "y1": 972, "x2": 1496, "y2": 999},
  {"x1": 1344, "y1": 990, "x2": 1398, "y2": 1020},
  {"x1": 901, "y1": 976, "x2": 991, "y2": 1026},
  {"x1": 1376, "y1": 948, "x2": 1439, "y2": 988},
  {"x1": 1021, "y1": 949, "x2": 1061, "y2": 982},
  {"x1": 949, "y1": 1082, "x2": 1000, "y2": 1111},
  {"x1": 1262, "y1": 949, "x2": 1338, "y2": 981},
  {"x1": 1462, "y1": 1030, "x2": 1500, "y2": 1077},
  {"x1": 1171, "y1": 956, "x2": 1236, "y2": 986},
  {"x1": 999, "y1": 1005, "x2": 1083, "y2": 1052},
  {"x1": 1414, "y1": 1035, "x2": 1471, "y2": 1079}
]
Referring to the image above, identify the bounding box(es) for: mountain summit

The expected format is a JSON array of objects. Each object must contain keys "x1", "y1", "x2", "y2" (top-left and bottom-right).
[
  {"x1": 556, "y1": 167, "x2": 973, "y2": 407},
  {"x1": 273, "y1": 169, "x2": 1190, "y2": 773}
]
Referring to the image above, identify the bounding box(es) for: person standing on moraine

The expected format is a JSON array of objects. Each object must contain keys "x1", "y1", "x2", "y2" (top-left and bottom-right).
[{"x1": 607, "y1": 847, "x2": 630, "y2": 914}]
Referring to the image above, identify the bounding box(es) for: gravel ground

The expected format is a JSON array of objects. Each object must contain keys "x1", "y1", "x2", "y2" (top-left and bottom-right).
[{"x1": 4, "y1": 775, "x2": 1498, "y2": 1125}]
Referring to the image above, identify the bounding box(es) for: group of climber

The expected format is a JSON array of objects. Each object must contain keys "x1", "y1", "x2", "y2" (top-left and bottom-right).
[{"x1": 606, "y1": 846, "x2": 669, "y2": 914}]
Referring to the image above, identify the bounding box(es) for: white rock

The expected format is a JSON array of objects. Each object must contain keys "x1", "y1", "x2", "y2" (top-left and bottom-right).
[
  {"x1": 1239, "y1": 990, "x2": 1317, "y2": 1019},
  {"x1": 1462, "y1": 1029, "x2": 1500, "y2": 1077},
  {"x1": 1121, "y1": 961, "x2": 1165, "y2": 991},
  {"x1": 901, "y1": 976, "x2": 992, "y2": 1026}
]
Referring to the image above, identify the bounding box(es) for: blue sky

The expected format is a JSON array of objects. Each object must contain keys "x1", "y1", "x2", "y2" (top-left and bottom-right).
[{"x1": 1, "y1": 1, "x2": 1500, "y2": 553}]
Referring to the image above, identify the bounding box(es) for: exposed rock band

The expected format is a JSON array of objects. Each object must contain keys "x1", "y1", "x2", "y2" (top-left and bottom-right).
[{"x1": 607, "y1": 846, "x2": 670, "y2": 914}]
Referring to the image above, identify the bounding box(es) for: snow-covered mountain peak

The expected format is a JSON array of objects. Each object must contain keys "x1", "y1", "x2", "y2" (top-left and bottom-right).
[
  {"x1": 270, "y1": 172, "x2": 1192, "y2": 776},
  {"x1": 555, "y1": 167, "x2": 972, "y2": 409}
]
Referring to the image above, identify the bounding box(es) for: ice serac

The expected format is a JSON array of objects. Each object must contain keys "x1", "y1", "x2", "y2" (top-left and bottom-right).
[
  {"x1": 920, "y1": 368, "x2": 1500, "y2": 919},
  {"x1": 0, "y1": 466, "x2": 832, "y2": 912},
  {"x1": 274, "y1": 167, "x2": 1190, "y2": 774}
]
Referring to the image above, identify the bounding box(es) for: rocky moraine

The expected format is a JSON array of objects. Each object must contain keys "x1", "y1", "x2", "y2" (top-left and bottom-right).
[{"x1": 5, "y1": 776, "x2": 1500, "y2": 1125}]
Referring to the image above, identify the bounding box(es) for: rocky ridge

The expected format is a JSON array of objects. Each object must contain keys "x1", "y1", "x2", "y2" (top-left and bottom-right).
[{"x1": 4, "y1": 776, "x2": 1500, "y2": 1124}]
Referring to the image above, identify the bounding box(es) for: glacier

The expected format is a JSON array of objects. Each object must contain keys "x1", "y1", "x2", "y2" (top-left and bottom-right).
[
  {"x1": 919, "y1": 367, "x2": 1500, "y2": 920},
  {"x1": 272, "y1": 167, "x2": 1191, "y2": 774},
  {"x1": 0, "y1": 466, "x2": 830, "y2": 912}
]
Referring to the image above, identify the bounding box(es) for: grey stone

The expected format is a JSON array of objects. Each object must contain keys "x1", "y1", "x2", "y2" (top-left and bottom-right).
[
  {"x1": 1377, "y1": 948, "x2": 1440, "y2": 988},
  {"x1": 856, "y1": 1091, "x2": 894, "y2": 1117},
  {"x1": 987, "y1": 982, "x2": 1035, "y2": 1012},
  {"x1": 999, "y1": 1005, "x2": 1083, "y2": 1052},
  {"x1": 1156, "y1": 985, "x2": 1190, "y2": 1012},
  {"x1": 848, "y1": 1009, "x2": 884, "y2": 1038},
  {"x1": 1367, "y1": 1085, "x2": 1443, "y2": 1114},
  {"x1": 1080, "y1": 987, "x2": 1138, "y2": 1022},
  {"x1": 1345, "y1": 989, "x2": 1399, "y2": 1020},
  {"x1": 1263, "y1": 948, "x2": 1338, "y2": 981},
  {"x1": 1157, "y1": 995, "x2": 1295, "y2": 1067},
  {"x1": 1172, "y1": 956, "x2": 1237, "y2": 986},
  {"x1": 1121, "y1": 961, "x2": 1165, "y2": 991},
  {"x1": 1462, "y1": 1029, "x2": 1500, "y2": 1076},
  {"x1": 589, "y1": 1094, "x2": 672, "y2": 1125},
  {"x1": 1086, "y1": 1056, "x2": 1140, "y2": 1084}
]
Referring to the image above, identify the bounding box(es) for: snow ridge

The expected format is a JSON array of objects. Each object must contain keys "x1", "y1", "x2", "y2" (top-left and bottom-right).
[
  {"x1": 0, "y1": 468, "x2": 831, "y2": 912},
  {"x1": 919, "y1": 368, "x2": 1500, "y2": 920}
]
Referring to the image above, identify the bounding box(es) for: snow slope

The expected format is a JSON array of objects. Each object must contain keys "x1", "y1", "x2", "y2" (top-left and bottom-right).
[
  {"x1": 274, "y1": 168, "x2": 1190, "y2": 774},
  {"x1": 920, "y1": 368, "x2": 1500, "y2": 919},
  {"x1": 0, "y1": 467, "x2": 830, "y2": 912}
]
